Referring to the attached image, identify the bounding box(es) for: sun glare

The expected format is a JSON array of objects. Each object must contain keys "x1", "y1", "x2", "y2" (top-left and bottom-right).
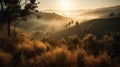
[{"x1": 60, "y1": 0, "x2": 71, "y2": 10}]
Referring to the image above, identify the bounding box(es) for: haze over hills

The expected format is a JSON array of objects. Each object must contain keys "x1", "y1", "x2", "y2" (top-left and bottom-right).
[
  {"x1": 13, "y1": 5, "x2": 120, "y2": 39},
  {"x1": 81, "y1": 5, "x2": 120, "y2": 17},
  {"x1": 36, "y1": 12, "x2": 70, "y2": 21},
  {"x1": 40, "y1": 5, "x2": 120, "y2": 19},
  {"x1": 41, "y1": 9, "x2": 89, "y2": 17},
  {"x1": 52, "y1": 16, "x2": 120, "y2": 39},
  {"x1": 16, "y1": 11, "x2": 71, "y2": 38}
]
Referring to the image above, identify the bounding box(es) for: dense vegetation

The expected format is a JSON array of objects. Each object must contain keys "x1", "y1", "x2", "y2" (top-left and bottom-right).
[{"x1": 0, "y1": 26, "x2": 120, "y2": 67}]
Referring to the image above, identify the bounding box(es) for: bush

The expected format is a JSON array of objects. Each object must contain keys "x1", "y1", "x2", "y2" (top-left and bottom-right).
[
  {"x1": 82, "y1": 34, "x2": 104, "y2": 56},
  {"x1": 0, "y1": 32, "x2": 120, "y2": 67},
  {"x1": 0, "y1": 51, "x2": 13, "y2": 67}
]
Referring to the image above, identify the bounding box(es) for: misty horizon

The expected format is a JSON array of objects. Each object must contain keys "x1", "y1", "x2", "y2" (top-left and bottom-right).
[{"x1": 40, "y1": 4, "x2": 120, "y2": 11}]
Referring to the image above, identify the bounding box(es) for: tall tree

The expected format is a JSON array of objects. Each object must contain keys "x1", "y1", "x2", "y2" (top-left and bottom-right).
[{"x1": 0, "y1": 0, "x2": 38, "y2": 37}]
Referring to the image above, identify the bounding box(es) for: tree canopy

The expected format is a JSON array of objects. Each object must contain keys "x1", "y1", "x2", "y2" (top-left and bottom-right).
[{"x1": 0, "y1": 0, "x2": 38, "y2": 36}]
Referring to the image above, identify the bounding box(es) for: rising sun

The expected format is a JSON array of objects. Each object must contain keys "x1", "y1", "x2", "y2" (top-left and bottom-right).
[{"x1": 60, "y1": 0, "x2": 71, "y2": 10}]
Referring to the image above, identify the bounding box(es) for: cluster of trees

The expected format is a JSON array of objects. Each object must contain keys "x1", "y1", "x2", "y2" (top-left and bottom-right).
[{"x1": 64, "y1": 20, "x2": 79, "y2": 29}]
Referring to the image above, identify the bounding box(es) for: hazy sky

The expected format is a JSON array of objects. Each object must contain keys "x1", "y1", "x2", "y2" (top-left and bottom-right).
[{"x1": 36, "y1": 0, "x2": 120, "y2": 10}]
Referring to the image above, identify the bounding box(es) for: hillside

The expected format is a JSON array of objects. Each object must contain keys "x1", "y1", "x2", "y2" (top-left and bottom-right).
[
  {"x1": 52, "y1": 16, "x2": 120, "y2": 38},
  {"x1": 16, "y1": 12, "x2": 70, "y2": 32},
  {"x1": 32, "y1": 12, "x2": 70, "y2": 21}
]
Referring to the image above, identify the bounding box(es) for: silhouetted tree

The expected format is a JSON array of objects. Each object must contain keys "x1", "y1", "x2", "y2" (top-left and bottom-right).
[
  {"x1": 109, "y1": 12, "x2": 114, "y2": 17},
  {"x1": 0, "y1": 0, "x2": 38, "y2": 37},
  {"x1": 71, "y1": 20, "x2": 74, "y2": 24},
  {"x1": 64, "y1": 24, "x2": 67, "y2": 28},
  {"x1": 75, "y1": 21, "x2": 79, "y2": 26},
  {"x1": 68, "y1": 22, "x2": 71, "y2": 27}
]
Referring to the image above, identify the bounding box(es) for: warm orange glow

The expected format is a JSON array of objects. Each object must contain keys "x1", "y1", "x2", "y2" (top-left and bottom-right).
[{"x1": 59, "y1": 0, "x2": 71, "y2": 10}]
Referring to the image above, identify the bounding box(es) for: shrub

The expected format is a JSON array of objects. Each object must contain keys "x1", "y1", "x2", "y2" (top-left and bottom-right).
[{"x1": 0, "y1": 51, "x2": 13, "y2": 67}]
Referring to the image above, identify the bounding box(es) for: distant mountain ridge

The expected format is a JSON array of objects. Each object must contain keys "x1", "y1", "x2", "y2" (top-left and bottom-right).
[
  {"x1": 31, "y1": 12, "x2": 70, "y2": 21},
  {"x1": 41, "y1": 5, "x2": 120, "y2": 17},
  {"x1": 81, "y1": 5, "x2": 120, "y2": 17}
]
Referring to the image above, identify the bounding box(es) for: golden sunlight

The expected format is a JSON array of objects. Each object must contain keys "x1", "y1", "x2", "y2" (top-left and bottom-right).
[{"x1": 59, "y1": 0, "x2": 71, "y2": 10}]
